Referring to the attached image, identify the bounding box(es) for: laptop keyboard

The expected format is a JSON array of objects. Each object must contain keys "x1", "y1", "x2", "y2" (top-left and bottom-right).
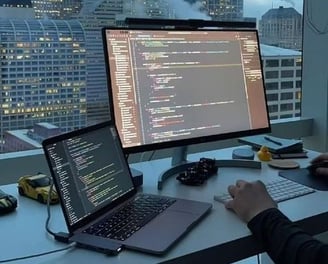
[
  {"x1": 83, "y1": 194, "x2": 176, "y2": 241},
  {"x1": 214, "y1": 177, "x2": 315, "y2": 203}
]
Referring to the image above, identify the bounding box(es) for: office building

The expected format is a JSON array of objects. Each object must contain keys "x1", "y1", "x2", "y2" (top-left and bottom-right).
[
  {"x1": 74, "y1": 0, "x2": 123, "y2": 126},
  {"x1": 31, "y1": 0, "x2": 82, "y2": 19},
  {"x1": 0, "y1": 19, "x2": 87, "y2": 153},
  {"x1": 259, "y1": 6, "x2": 303, "y2": 50},
  {"x1": 261, "y1": 44, "x2": 302, "y2": 120},
  {"x1": 124, "y1": 0, "x2": 171, "y2": 18},
  {"x1": 0, "y1": 0, "x2": 35, "y2": 18},
  {"x1": 203, "y1": 0, "x2": 243, "y2": 21}
]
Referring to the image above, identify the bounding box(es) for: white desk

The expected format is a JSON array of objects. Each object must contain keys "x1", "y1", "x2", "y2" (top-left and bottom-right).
[{"x1": 1, "y1": 147, "x2": 328, "y2": 264}]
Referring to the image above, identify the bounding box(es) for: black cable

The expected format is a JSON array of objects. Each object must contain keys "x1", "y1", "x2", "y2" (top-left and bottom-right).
[
  {"x1": 45, "y1": 182, "x2": 56, "y2": 236},
  {"x1": 0, "y1": 182, "x2": 77, "y2": 263},
  {"x1": 257, "y1": 254, "x2": 261, "y2": 264},
  {"x1": 45, "y1": 182, "x2": 71, "y2": 243},
  {"x1": 0, "y1": 243, "x2": 76, "y2": 263}
]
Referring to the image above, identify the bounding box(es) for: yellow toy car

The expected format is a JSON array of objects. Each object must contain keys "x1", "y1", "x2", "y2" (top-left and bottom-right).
[{"x1": 17, "y1": 173, "x2": 59, "y2": 204}]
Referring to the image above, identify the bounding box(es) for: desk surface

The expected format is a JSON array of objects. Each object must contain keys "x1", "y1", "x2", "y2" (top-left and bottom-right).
[{"x1": 1, "y1": 147, "x2": 328, "y2": 264}]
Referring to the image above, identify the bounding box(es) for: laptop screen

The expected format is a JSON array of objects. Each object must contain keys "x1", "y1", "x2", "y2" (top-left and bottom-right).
[{"x1": 43, "y1": 122, "x2": 135, "y2": 227}]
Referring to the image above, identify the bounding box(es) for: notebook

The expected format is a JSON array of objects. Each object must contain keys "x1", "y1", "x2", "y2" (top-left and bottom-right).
[
  {"x1": 42, "y1": 121, "x2": 212, "y2": 255},
  {"x1": 238, "y1": 135, "x2": 303, "y2": 154}
]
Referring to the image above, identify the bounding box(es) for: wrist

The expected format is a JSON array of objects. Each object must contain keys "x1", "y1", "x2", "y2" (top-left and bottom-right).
[{"x1": 246, "y1": 206, "x2": 278, "y2": 223}]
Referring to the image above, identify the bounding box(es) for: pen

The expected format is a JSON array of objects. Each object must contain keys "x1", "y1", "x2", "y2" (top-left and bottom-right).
[{"x1": 264, "y1": 136, "x2": 283, "y2": 146}]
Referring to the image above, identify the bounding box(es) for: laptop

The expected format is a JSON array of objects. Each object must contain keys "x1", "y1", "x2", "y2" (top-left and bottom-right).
[{"x1": 42, "y1": 121, "x2": 212, "y2": 255}]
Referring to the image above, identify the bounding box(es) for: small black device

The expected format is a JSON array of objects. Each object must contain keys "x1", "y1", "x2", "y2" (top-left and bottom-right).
[
  {"x1": 176, "y1": 158, "x2": 218, "y2": 186},
  {"x1": 130, "y1": 168, "x2": 143, "y2": 187},
  {"x1": 0, "y1": 189, "x2": 17, "y2": 215}
]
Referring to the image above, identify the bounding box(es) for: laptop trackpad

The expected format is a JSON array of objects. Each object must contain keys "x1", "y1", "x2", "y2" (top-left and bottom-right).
[{"x1": 125, "y1": 210, "x2": 199, "y2": 254}]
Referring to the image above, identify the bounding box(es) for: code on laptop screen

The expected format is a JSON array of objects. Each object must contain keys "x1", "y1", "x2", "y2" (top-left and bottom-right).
[{"x1": 44, "y1": 124, "x2": 134, "y2": 226}]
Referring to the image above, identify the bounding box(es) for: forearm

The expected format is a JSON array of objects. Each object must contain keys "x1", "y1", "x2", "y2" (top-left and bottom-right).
[{"x1": 247, "y1": 208, "x2": 328, "y2": 264}]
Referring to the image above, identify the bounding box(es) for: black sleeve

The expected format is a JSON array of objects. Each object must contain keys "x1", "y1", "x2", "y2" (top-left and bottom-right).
[{"x1": 247, "y1": 208, "x2": 328, "y2": 264}]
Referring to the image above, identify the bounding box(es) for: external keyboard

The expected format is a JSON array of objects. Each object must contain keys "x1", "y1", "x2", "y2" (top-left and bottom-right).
[{"x1": 214, "y1": 177, "x2": 316, "y2": 204}]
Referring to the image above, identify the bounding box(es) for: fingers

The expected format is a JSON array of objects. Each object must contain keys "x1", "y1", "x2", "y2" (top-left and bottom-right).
[
  {"x1": 236, "y1": 179, "x2": 247, "y2": 187},
  {"x1": 227, "y1": 180, "x2": 247, "y2": 197},
  {"x1": 224, "y1": 199, "x2": 234, "y2": 209},
  {"x1": 311, "y1": 153, "x2": 328, "y2": 163},
  {"x1": 316, "y1": 167, "x2": 328, "y2": 177}
]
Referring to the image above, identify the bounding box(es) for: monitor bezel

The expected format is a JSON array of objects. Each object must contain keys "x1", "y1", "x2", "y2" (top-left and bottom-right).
[{"x1": 102, "y1": 26, "x2": 271, "y2": 154}]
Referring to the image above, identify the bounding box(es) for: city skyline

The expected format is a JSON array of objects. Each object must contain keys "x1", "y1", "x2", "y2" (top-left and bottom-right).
[{"x1": 0, "y1": 0, "x2": 304, "y2": 153}]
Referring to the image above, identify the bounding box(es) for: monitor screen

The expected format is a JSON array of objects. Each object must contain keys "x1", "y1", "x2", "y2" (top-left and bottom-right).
[{"x1": 102, "y1": 27, "x2": 270, "y2": 154}]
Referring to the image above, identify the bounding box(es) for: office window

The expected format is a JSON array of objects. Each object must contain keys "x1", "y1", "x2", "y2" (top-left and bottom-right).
[
  {"x1": 268, "y1": 104, "x2": 278, "y2": 112},
  {"x1": 295, "y1": 91, "x2": 301, "y2": 100},
  {"x1": 281, "y1": 59, "x2": 294, "y2": 67},
  {"x1": 296, "y1": 69, "x2": 302, "y2": 77},
  {"x1": 266, "y1": 71, "x2": 279, "y2": 79},
  {"x1": 265, "y1": 82, "x2": 278, "y2": 90},
  {"x1": 0, "y1": 1, "x2": 305, "y2": 154},
  {"x1": 280, "y1": 103, "x2": 293, "y2": 111},
  {"x1": 265, "y1": 59, "x2": 279, "y2": 67},
  {"x1": 267, "y1": 94, "x2": 279, "y2": 101},
  {"x1": 280, "y1": 92, "x2": 293, "y2": 100},
  {"x1": 281, "y1": 81, "x2": 294, "y2": 89},
  {"x1": 296, "y1": 58, "x2": 302, "y2": 67},
  {"x1": 281, "y1": 70, "x2": 294, "y2": 78},
  {"x1": 280, "y1": 114, "x2": 293, "y2": 118},
  {"x1": 295, "y1": 102, "x2": 301, "y2": 110},
  {"x1": 296, "y1": 80, "x2": 302, "y2": 88}
]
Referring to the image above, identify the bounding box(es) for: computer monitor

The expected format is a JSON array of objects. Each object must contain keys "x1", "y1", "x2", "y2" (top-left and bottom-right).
[{"x1": 102, "y1": 26, "x2": 270, "y2": 163}]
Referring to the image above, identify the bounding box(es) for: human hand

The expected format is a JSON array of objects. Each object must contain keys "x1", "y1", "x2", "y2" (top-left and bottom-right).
[
  {"x1": 310, "y1": 153, "x2": 328, "y2": 178},
  {"x1": 224, "y1": 180, "x2": 277, "y2": 223}
]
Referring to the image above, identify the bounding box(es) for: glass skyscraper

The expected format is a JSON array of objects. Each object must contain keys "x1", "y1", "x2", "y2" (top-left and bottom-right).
[{"x1": 0, "y1": 19, "x2": 87, "y2": 151}]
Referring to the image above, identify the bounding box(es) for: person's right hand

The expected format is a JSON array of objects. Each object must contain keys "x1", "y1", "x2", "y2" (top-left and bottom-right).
[
  {"x1": 310, "y1": 153, "x2": 328, "y2": 178},
  {"x1": 224, "y1": 180, "x2": 277, "y2": 223}
]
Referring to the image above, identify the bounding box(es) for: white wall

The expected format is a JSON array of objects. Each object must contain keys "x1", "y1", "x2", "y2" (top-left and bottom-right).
[{"x1": 301, "y1": 0, "x2": 328, "y2": 152}]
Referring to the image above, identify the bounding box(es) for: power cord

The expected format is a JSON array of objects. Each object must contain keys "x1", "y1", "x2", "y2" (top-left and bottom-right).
[
  {"x1": 45, "y1": 182, "x2": 71, "y2": 243},
  {"x1": 0, "y1": 183, "x2": 75, "y2": 263},
  {"x1": 0, "y1": 244, "x2": 75, "y2": 263}
]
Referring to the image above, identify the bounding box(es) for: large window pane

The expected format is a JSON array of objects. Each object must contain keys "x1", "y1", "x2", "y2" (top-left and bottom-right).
[{"x1": 0, "y1": 0, "x2": 304, "y2": 154}]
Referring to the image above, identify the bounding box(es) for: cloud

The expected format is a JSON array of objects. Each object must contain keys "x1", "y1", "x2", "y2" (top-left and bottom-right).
[{"x1": 167, "y1": 0, "x2": 211, "y2": 20}]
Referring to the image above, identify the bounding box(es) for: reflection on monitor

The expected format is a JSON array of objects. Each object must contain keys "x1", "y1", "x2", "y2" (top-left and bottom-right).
[{"x1": 102, "y1": 27, "x2": 270, "y2": 156}]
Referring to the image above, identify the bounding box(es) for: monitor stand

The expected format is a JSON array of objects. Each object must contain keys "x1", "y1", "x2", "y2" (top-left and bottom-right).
[{"x1": 157, "y1": 146, "x2": 262, "y2": 190}]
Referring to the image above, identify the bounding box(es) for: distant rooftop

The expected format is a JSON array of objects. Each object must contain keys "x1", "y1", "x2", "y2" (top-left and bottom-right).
[
  {"x1": 262, "y1": 6, "x2": 301, "y2": 19},
  {"x1": 6, "y1": 129, "x2": 41, "y2": 148},
  {"x1": 37, "y1": 122, "x2": 59, "y2": 129},
  {"x1": 260, "y1": 44, "x2": 301, "y2": 57}
]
